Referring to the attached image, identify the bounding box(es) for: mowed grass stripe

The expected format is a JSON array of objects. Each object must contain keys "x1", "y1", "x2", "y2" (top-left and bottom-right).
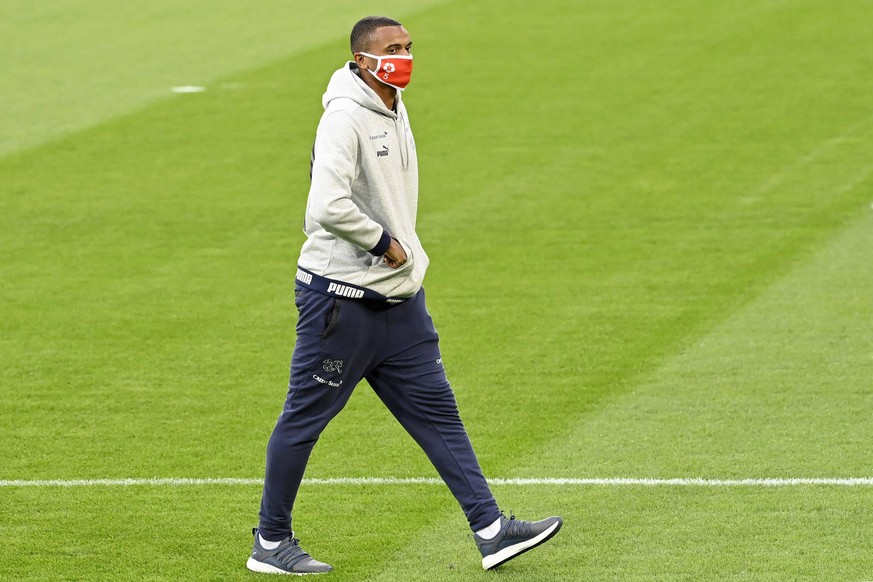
[
  {"x1": 542, "y1": 208, "x2": 873, "y2": 478},
  {"x1": 4, "y1": 484, "x2": 870, "y2": 581},
  {"x1": 391, "y1": 0, "x2": 873, "y2": 476},
  {"x1": 0, "y1": 0, "x2": 452, "y2": 157},
  {"x1": 4, "y1": 477, "x2": 873, "y2": 487}
]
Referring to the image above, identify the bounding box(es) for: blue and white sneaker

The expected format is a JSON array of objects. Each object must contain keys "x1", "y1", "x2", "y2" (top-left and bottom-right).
[
  {"x1": 246, "y1": 528, "x2": 332, "y2": 575},
  {"x1": 474, "y1": 514, "x2": 563, "y2": 570}
]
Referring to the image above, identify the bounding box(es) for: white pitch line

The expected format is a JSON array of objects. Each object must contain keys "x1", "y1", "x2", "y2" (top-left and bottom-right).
[
  {"x1": 171, "y1": 85, "x2": 206, "y2": 93},
  {"x1": 2, "y1": 477, "x2": 873, "y2": 488}
]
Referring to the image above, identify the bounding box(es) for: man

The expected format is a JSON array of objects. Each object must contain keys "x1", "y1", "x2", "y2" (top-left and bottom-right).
[{"x1": 246, "y1": 16, "x2": 562, "y2": 575}]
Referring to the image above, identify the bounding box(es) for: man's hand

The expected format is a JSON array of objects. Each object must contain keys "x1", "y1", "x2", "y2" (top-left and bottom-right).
[{"x1": 383, "y1": 238, "x2": 408, "y2": 269}]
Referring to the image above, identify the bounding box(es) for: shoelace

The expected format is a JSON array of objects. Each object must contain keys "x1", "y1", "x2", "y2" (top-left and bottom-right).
[
  {"x1": 502, "y1": 512, "x2": 537, "y2": 537},
  {"x1": 273, "y1": 537, "x2": 310, "y2": 567}
]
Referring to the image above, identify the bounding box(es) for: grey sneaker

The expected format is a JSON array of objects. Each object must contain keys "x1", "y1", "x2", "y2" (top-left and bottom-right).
[
  {"x1": 474, "y1": 514, "x2": 563, "y2": 570},
  {"x1": 246, "y1": 528, "x2": 333, "y2": 575}
]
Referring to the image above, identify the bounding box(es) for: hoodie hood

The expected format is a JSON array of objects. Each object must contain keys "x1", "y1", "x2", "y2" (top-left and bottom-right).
[{"x1": 322, "y1": 62, "x2": 400, "y2": 119}]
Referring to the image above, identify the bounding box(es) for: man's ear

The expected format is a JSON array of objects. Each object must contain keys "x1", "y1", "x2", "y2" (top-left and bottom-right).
[{"x1": 354, "y1": 53, "x2": 369, "y2": 70}]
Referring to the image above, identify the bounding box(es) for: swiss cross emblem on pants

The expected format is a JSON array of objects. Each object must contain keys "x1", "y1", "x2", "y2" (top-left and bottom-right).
[{"x1": 322, "y1": 359, "x2": 343, "y2": 374}]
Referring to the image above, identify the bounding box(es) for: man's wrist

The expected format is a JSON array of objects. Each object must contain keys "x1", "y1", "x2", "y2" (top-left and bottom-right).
[{"x1": 368, "y1": 229, "x2": 392, "y2": 256}]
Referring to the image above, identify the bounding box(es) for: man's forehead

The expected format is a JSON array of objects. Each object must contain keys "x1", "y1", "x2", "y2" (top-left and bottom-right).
[{"x1": 371, "y1": 25, "x2": 411, "y2": 48}]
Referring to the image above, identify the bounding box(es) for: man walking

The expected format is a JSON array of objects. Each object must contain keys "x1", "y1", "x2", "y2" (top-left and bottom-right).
[{"x1": 246, "y1": 16, "x2": 562, "y2": 575}]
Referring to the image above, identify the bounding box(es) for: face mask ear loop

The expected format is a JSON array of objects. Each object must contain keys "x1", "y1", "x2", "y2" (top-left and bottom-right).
[{"x1": 358, "y1": 52, "x2": 383, "y2": 75}]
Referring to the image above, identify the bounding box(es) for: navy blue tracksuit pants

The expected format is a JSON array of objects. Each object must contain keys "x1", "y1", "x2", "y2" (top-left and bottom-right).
[{"x1": 257, "y1": 285, "x2": 501, "y2": 540}]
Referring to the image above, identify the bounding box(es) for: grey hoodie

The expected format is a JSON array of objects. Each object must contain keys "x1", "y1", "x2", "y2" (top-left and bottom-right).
[{"x1": 297, "y1": 62, "x2": 428, "y2": 299}]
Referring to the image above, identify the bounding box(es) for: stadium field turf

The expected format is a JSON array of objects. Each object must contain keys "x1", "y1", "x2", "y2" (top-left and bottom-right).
[{"x1": 2, "y1": 1, "x2": 872, "y2": 580}]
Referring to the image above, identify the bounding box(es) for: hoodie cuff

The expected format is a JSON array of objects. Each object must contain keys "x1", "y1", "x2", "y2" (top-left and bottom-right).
[{"x1": 368, "y1": 229, "x2": 393, "y2": 256}]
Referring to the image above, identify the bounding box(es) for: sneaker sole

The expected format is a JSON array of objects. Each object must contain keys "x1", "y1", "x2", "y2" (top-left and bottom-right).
[
  {"x1": 481, "y1": 519, "x2": 563, "y2": 570},
  {"x1": 246, "y1": 556, "x2": 327, "y2": 576}
]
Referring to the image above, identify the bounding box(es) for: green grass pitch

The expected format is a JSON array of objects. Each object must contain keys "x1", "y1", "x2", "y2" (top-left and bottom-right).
[{"x1": 2, "y1": 0, "x2": 873, "y2": 580}]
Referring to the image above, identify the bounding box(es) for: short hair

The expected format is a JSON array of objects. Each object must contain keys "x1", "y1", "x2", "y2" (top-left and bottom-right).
[{"x1": 350, "y1": 16, "x2": 402, "y2": 54}]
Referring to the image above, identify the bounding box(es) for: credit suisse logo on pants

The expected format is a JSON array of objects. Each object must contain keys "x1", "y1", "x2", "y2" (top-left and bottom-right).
[{"x1": 312, "y1": 358, "x2": 344, "y2": 388}]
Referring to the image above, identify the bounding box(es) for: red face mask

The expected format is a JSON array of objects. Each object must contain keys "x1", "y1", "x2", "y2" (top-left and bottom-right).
[{"x1": 359, "y1": 52, "x2": 413, "y2": 91}]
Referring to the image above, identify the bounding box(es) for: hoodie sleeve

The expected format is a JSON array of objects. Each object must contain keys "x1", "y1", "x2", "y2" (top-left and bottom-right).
[{"x1": 307, "y1": 110, "x2": 390, "y2": 255}]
